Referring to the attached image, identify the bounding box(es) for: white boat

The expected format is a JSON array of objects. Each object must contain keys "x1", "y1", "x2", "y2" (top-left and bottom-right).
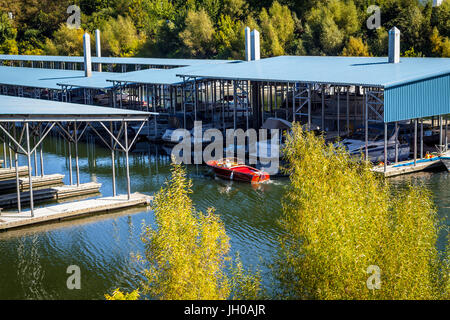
[
  {"x1": 338, "y1": 124, "x2": 410, "y2": 162},
  {"x1": 440, "y1": 150, "x2": 450, "y2": 171}
]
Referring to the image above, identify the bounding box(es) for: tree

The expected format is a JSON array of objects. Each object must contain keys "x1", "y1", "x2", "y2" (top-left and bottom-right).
[
  {"x1": 0, "y1": 12, "x2": 18, "y2": 54},
  {"x1": 215, "y1": 14, "x2": 244, "y2": 59},
  {"x1": 259, "y1": 1, "x2": 295, "y2": 57},
  {"x1": 430, "y1": 26, "x2": 450, "y2": 57},
  {"x1": 106, "y1": 162, "x2": 261, "y2": 300},
  {"x1": 342, "y1": 36, "x2": 371, "y2": 56},
  {"x1": 274, "y1": 124, "x2": 449, "y2": 299},
  {"x1": 43, "y1": 24, "x2": 85, "y2": 56},
  {"x1": 101, "y1": 15, "x2": 143, "y2": 57},
  {"x1": 302, "y1": 0, "x2": 359, "y2": 55},
  {"x1": 179, "y1": 9, "x2": 216, "y2": 57}
]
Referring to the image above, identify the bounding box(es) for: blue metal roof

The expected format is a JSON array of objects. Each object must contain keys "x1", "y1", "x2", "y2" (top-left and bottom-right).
[
  {"x1": 0, "y1": 66, "x2": 116, "y2": 90},
  {"x1": 176, "y1": 55, "x2": 450, "y2": 88},
  {"x1": 104, "y1": 64, "x2": 233, "y2": 86},
  {"x1": 0, "y1": 95, "x2": 152, "y2": 119},
  {"x1": 0, "y1": 54, "x2": 237, "y2": 67}
]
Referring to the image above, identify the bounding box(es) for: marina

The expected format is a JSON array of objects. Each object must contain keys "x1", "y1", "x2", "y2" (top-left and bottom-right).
[{"x1": 0, "y1": 18, "x2": 447, "y2": 301}]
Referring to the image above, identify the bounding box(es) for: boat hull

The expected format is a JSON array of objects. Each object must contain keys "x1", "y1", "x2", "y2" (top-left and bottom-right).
[
  {"x1": 441, "y1": 157, "x2": 450, "y2": 172},
  {"x1": 206, "y1": 160, "x2": 270, "y2": 184}
]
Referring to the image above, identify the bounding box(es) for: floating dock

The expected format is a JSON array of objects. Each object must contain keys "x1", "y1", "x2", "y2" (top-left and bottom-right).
[
  {"x1": 0, "y1": 166, "x2": 28, "y2": 181},
  {"x1": 0, "y1": 174, "x2": 64, "y2": 193},
  {"x1": 372, "y1": 157, "x2": 444, "y2": 177},
  {"x1": 0, "y1": 182, "x2": 102, "y2": 208},
  {"x1": 0, "y1": 192, "x2": 152, "y2": 231}
]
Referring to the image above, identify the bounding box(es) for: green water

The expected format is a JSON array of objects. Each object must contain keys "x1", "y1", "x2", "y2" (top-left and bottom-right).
[{"x1": 0, "y1": 136, "x2": 448, "y2": 299}]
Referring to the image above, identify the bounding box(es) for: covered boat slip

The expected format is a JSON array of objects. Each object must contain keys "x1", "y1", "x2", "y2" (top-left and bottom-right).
[
  {"x1": 176, "y1": 56, "x2": 450, "y2": 174},
  {"x1": 0, "y1": 95, "x2": 153, "y2": 231}
]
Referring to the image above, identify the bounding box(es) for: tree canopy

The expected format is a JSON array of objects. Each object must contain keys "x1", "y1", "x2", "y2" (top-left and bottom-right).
[{"x1": 1, "y1": 0, "x2": 448, "y2": 59}]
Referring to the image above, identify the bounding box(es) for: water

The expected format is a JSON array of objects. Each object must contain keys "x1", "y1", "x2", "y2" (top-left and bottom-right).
[{"x1": 0, "y1": 136, "x2": 448, "y2": 299}]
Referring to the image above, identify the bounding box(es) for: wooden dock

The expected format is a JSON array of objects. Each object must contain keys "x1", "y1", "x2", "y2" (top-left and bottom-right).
[
  {"x1": 0, "y1": 166, "x2": 28, "y2": 181},
  {"x1": 0, "y1": 174, "x2": 64, "y2": 193},
  {"x1": 0, "y1": 182, "x2": 102, "y2": 207},
  {"x1": 0, "y1": 193, "x2": 152, "y2": 231},
  {"x1": 372, "y1": 157, "x2": 444, "y2": 177}
]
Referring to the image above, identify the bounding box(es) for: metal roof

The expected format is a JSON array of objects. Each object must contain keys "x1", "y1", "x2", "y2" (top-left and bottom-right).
[
  {"x1": 0, "y1": 95, "x2": 152, "y2": 121},
  {"x1": 0, "y1": 54, "x2": 237, "y2": 67},
  {"x1": 105, "y1": 64, "x2": 234, "y2": 86},
  {"x1": 0, "y1": 66, "x2": 116, "y2": 90},
  {"x1": 176, "y1": 55, "x2": 450, "y2": 88}
]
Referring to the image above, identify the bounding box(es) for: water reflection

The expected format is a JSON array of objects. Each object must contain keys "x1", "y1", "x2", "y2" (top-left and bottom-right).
[{"x1": 0, "y1": 135, "x2": 447, "y2": 299}]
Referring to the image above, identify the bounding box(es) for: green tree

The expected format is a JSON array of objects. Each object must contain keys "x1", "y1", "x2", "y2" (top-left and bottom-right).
[
  {"x1": 179, "y1": 9, "x2": 216, "y2": 57},
  {"x1": 274, "y1": 124, "x2": 449, "y2": 299},
  {"x1": 215, "y1": 14, "x2": 244, "y2": 59},
  {"x1": 302, "y1": 0, "x2": 359, "y2": 55},
  {"x1": 342, "y1": 36, "x2": 371, "y2": 56},
  {"x1": 107, "y1": 162, "x2": 261, "y2": 300},
  {"x1": 430, "y1": 26, "x2": 450, "y2": 57},
  {"x1": 259, "y1": 1, "x2": 295, "y2": 57},
  {"x1": 43, "y1": 24, "x2": 85, "y2": 56},
  {"x1": 101, "y1": 15, "x2": 143, "y2": 57},
  {"x1": 0, "y1": 12, "x2": 18, "y2": 54}
]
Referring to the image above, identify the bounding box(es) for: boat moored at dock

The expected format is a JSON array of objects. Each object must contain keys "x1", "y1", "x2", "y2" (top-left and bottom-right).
[{"x1": 206, "y1": 158, "x2": 270, "y2": 184}]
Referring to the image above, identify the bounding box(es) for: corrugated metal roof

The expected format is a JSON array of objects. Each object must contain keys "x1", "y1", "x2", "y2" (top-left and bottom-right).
[
  {"x1": 176, "y1": 55, "x2": 450, "y2": 88},
  {"x1": 104, "y1": 64, "x2": 233, "y2": 86},
  {"x1": 0, "y1": 54, "x2": 237, "y2": 66},
  {"x1": 0, "y1": 95, "x2": 152, "y2": 120},
  {"x1": 384, "y1": 74, "x2": 450, "y2": 122},
  {"x1": 0, "y1": 66, "x2": 117, "y2": 90}
]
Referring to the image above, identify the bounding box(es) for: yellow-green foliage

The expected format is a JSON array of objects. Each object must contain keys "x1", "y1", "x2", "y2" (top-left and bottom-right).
[
  {"x1": 105, "y1": 162, "x2": 261, "y2": 300},
  {"x1": 275, "y1": 123, "x2": 448, "y2": 300},
  {"x1": 139, "y1": 162, "x2": 260, "y2": 300},
  {"x1": 105, "y1": 288, "x2": 140, "y2": 300},
  {"x1": 342, "y1": 36, "x2": 371, "y2": 57}
]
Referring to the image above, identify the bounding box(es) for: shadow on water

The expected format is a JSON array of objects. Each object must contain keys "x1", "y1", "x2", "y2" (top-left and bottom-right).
[{"x1": 0, "y1": 135, "x2": 447, "y2": 299}]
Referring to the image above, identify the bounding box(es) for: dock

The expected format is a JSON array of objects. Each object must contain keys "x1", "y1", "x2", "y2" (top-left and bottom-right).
[
  {"x1": 0, "y1": 182, "x2": 102, "y2": 207},
  {"x1": 0, "y1": 174, "x2": 64, "y2": 193},
  {"x1": 372, "y1": 157, "x2": 444, "y2": 177},
  {"x1": 0, "y1": 193, "x2": 152, "y2": 231},
  {"x1": 0, "y1": 166, "x2": 28, "y2": 181}
]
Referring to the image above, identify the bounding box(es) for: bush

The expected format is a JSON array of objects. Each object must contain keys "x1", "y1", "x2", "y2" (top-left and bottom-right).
[{"x1": 274, "y1": 123, "x2": 448, "y2": 300}]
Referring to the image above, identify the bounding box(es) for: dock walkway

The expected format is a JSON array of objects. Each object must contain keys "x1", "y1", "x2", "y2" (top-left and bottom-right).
[
  {"x1": 0, "y1": 174, "x2": 64, "y2": 193},
  {"x1": 372, "y1": 157, "x2": 444, "y2": 177},
  {"x1": 0, "y1": 193, "x2": 152, "y2": 231},
  {"x1": 0, "y1": 182, "x2": 102, "y2": 207},
  {"x1": 0, "y1": 166, "x2": 28, "y2": 180}
]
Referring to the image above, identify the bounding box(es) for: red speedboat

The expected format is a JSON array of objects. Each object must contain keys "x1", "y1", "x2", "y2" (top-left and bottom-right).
[{"x1": 206, "y1": 158, "x2": 270, "y2": 184}]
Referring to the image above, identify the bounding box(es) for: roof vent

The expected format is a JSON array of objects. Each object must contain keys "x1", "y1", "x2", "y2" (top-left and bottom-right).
[
  {"x1": 95, "y1": 29, "x2": 102, "y2": 72},
  {"x1": 250, "y1": 29, "x2": 260, "y2": 61},
  {"x1": 244, "y1": 27, "x2": 251, "y2": 61},
  {"x1": 83, "y1": 32, "x2": 92, "y2": 77},
  {"x1": 388, "y1": 27, "x2": 400, "y2": 64}
]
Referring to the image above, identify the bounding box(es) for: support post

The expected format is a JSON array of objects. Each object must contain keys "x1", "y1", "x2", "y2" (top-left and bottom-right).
[
  {"x1": 384, "y1": 122, "x2": 388, "y2": 172},
  {"x1": 414, "y1": 119, "x2": 417, "y2": 166},
  {"x1": 74, "y1": 122, "x2": 80, "y2": 186},
  {"x1": 25, "y1": 122, "x2": 34, "y2": 217},
  {"x1": 124, "y1": 121, "x2": 131, "y2": 200},
  {"x1": 110, "y1": 121, "x2": 116, "y2": 197},
  {"x1": 13, "y1": 124, "x2": 21, "y2": 213}
]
